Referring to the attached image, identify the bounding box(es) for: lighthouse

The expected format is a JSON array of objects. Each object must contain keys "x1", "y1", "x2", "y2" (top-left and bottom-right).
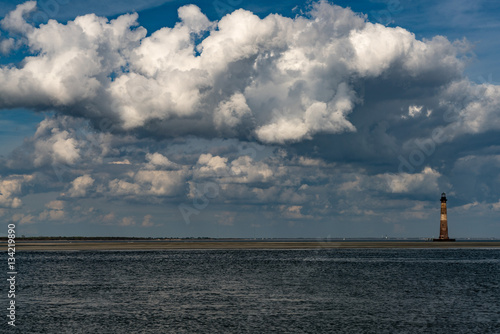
[{"x1": 434, "y1": 193, "x2": 455, "y2": 241}]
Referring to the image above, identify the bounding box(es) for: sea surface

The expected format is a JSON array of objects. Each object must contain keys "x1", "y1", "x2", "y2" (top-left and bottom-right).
[{"x1": 6, "y1": 249, "x2": 500, "y2": 333}]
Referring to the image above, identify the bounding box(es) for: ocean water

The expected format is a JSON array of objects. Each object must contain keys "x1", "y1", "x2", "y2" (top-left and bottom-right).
[{"x1": 7, "y1": 249, "x2": 500, "y2": 333}]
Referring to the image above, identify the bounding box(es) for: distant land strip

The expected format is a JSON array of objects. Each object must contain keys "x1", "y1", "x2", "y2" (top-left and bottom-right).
[{"x1": 6, "y1": 241, "x2": 500, "y2": 251}]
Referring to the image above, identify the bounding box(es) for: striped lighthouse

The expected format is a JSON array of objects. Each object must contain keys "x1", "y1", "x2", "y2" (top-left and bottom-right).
[{"x1": 434, "y1": 193, "x2": 455, "y2": 241}]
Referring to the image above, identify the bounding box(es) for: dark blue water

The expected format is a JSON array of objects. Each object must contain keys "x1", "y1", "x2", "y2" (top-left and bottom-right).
[{"x1": 5, "y1": 249, "x2": 500, "y2": 333}]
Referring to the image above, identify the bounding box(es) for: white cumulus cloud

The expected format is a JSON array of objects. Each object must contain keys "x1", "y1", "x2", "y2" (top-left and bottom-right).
[
  {"x1": 0, "y1": 1, "x2": 468, "y2": 144},
  {"x1": 372, "y1": 166, "x2": 442, "y2": 194},
  {"x1": 0, "y1": 175, "x2": 33, "y2": 208},
  {"x1": 68, "y1": 175, "x2": 95, "y2": 197}
]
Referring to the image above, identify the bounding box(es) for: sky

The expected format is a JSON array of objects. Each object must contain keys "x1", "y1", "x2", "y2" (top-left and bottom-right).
[{"x1": 0, "y1": 0, "x2": 499, "y2": 238}]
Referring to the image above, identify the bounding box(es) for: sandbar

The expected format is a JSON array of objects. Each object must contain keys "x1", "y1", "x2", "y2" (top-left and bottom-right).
[{"x1": 7, "y1": 241, "x2": 500, "y2": 251}]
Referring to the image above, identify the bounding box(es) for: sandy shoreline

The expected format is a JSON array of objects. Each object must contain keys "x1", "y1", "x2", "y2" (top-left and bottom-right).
[{"x1": 6, "y1": 241, "x2": 500, "y2": 251}]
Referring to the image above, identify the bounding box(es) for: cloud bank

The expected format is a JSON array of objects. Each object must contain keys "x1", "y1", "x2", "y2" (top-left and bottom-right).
[{"x1": 1, "y1": 1, "x2": 467, "y2": 144}]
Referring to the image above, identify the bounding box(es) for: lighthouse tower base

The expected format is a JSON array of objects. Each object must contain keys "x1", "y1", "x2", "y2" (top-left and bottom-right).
[{"x1": 433, "y1": 238, "x2": 455, "y2": 242}]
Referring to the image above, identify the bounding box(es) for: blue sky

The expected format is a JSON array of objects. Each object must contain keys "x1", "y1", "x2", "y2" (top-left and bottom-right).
[{"x1": 0, "y1": 0, "x2": 499, "y2": 238}]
